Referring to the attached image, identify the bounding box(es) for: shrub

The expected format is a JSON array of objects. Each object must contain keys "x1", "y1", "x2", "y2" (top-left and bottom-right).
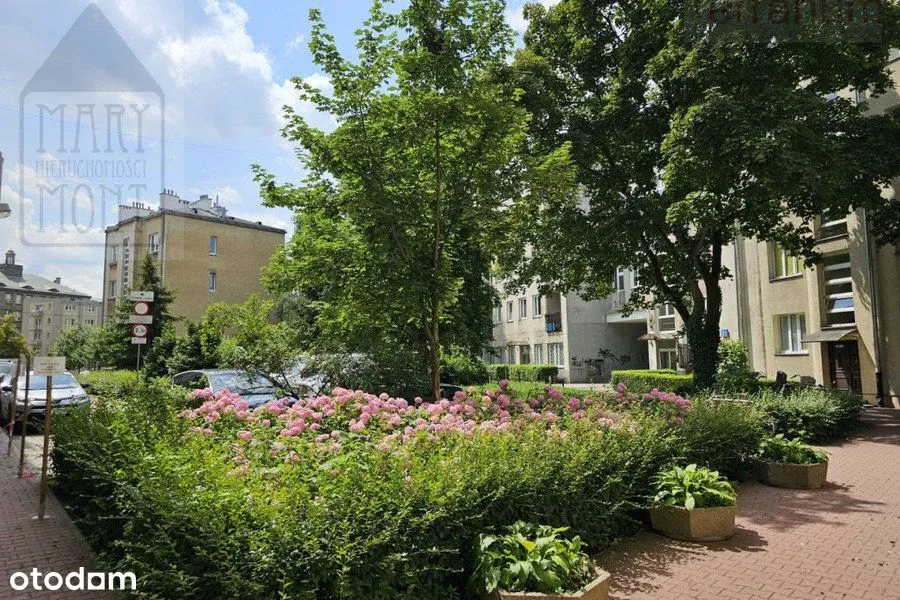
[
  {"x1": 75, "y1": 370, "x2": 139, "y2": 399},
  {"x1": 755, "y1": 387, "x2": 863, "y2": 441},
  {"x1": 610, "y1": 370, "x2": 694, "y2": 395},
  {"x1": 677, "y1": 397, "x2": 767, "y2": 479},
  {"x1": 440, "y1": 349, "x2": 490, "y2": 385},
  {"x1": 486, "y1": 364, "x2": 558, "y2": 382},
  {"x1": 715, "y1": 340, "x2": 758, "y2": 394},
  {"x1": 468, "y1": 522, "x2": 591, "y2": 596},
  {"x1": 652, "y1": 464, "x2": 737, "y2": 509},
  {"x1": 758, "y1": 434, "x2": 828, "y2": 465}
]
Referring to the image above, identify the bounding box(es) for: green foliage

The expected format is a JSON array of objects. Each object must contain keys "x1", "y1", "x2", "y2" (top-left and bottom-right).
[
  {"x1": 440, "y1": 348, "x2": 490, "y2": 386},
  {"x1": 74, "y1": 370, "x2": 139, "y2": 399},
  {"x1": 755, "y1": 388, "x2": 863, "y2": 441},
  {"x1": 468, "y1": 522, "x2": 591, "y2": 596},
  {"x1": 0, "y1": 314, "x2": 29, "y2": 358},
  {"x1": 678, "y1": 398, "x2": 767, "y2": 478},
  {"x1": 652, "y1": 464, "x2": 737, "y2": 510},
  {"x1": 758, "y1": 434, "x2": 828, "y2": 465},
  {"x1": 499, "y1": 0, "x2": 900, "y2": 390},
  {"x1": 54, "y1": 324, "x2": 108, "y2": 371},
  {"x1": 254, "y1": 0, "x2": 574, "y2": 400},
  {"x1": 715, "y1": 340, "x2": 757, "y2": 394},
  {"x1": 610, "y1": 370, "x2": 694, "y2": 395},
  {"x1": 166, "y1": 320, "x2": 222, "y2": 375},
  {"x1": 486, "y1": 364, "x2": 558, "y2": 383}
]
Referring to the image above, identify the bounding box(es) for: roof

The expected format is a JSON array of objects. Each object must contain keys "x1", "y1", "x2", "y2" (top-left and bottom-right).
[
  {"x1": 105, "y1": 208, "x2": 287, "y2": 235},
  {"x1": 0, "y1": 270, "x2": 91, "y2": 299},
  {"x1": 801, "y1": 328, "x2": 858, "y2": 343}
]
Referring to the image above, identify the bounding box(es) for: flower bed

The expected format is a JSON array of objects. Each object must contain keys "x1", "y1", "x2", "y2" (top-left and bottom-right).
[{"x1": 52, "y1": 380, "x2": 768, "y2": 599}]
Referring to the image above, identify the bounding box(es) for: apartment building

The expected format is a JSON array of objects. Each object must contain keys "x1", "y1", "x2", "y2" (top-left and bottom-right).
[
  {"x1": 0, "y1": 250, "x2": 101, "y2": 355},
  {"x1": 489, "y1": 280, "x2": 648, "y2": 383},
  {"x1": 102, "y1": 190, "x2": 286, "y2": 327}
]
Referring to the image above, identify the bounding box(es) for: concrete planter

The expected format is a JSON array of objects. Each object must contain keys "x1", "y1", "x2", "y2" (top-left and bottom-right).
[
  {"x1": 649, "y1": 505, "x2": 736, "y2": 542},
  {"x1": 756, "y1": 460, "x2": 828, "y2": 489},
  {"x1": 486, "y1": 567, "x2": 611, "y2": 600}
]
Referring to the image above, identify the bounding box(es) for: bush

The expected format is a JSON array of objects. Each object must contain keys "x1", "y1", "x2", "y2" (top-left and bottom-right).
[
  {"x1": 75, "y1": 370, "x2": 139, "y2": 399},
  {"x1": 677, "y1": 397, "x2": 767, "y2": 479},
  {"x1": 715, "y1": 340, "x2": 758, "y2": 394},
  {"x1": 486, "y1": 364, "x2": 558, "y2": 383},
  {"x1": 758, "y1": 434, "x2": 828, "y2": 465},
  {"x1": 755, "y1": 388, "x2": 863, "y2": 441},
  {"x1": 610, "y1": 370, "x2": 694, "y2": 395},
  {"x1": 440, "y1": 349, "x2": 490, "y2": 385}
]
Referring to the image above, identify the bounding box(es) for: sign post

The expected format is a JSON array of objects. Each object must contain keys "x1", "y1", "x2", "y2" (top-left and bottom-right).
[
  {"x1": 32, "y1": 356, "x2": 65, "y2": 520},
  {"x1": 129, "y1": 291, "x2": 153, "y2": 384},
  {"x1": 18, "y1": 355, "x2": 32, "y2": 478},
  {"x1": 5, "y1": 357, "x2": 19, "y2": 457}
]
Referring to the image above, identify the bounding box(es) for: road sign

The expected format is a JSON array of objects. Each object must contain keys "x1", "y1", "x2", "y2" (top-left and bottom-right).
[
  {"x1": 133, "y1": 301, "x2": 151, "y2": 315},
  {"x1": 130, "y1": 291, "x2": 155, "y2": 302},
  {"x1": 131, "y1": 324, "x2": 149, "y2": 338},
  {"x1": 131, "y1": 337, "x2": 148, "y2": 345},
  {"x1": 32, "y1": 356, "x2": 66, "y2": 376},
  {"x1": 128, "y1": 315, "x2": 153, "y2": 324}
]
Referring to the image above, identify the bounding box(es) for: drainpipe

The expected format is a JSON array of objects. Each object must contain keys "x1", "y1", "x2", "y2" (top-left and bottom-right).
[{"x1": 862, "y1": 209, "x2": 885, "y2": 406}]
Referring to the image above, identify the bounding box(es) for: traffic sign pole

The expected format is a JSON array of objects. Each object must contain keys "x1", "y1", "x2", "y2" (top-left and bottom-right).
[{"x1": 36, "y1": 374, "x2": 52, "y2": 520}]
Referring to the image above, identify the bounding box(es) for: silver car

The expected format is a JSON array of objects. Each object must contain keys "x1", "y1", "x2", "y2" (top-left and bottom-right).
[
  {"x1": 172, "y1": 369, "x2": 278, "y2": 408},
  {"x1": 0, "y1": 371, "x2": 91, "y2": 424}
]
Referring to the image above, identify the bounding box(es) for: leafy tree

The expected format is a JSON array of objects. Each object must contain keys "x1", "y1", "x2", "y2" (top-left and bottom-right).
[
  {"x1": 104, "y1": 253, "x2": 176, "y2": 370},
  {"x1": 166, "y1": 320, "x2": 222, "y2": 375},
  {"x1": 54, "y1": 324, "x2": 105, "y2": 371},
  {"x1": 501, "y1": 0, "x2": 900, "y2": 388},
  {"x1": 0, "y1": 314, "x2": 28, "y2": 359},
  {"x1": 254, "y1": 0, "x2": 571, "y2": 399}
]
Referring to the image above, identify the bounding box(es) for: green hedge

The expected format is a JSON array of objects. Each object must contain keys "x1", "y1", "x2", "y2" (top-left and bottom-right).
[
  {"x1": 440, "y1": 351, "x2": 490, "y2": 385},
  {"x1": 755, "y1": 387, "x2": 863, "y2": 441},
  {"x1": 610, "y1": 370, "x2": 695, "y2": 395},
  {"x1": 487, "y1": 364, "x2": 558, "y2": 382}
]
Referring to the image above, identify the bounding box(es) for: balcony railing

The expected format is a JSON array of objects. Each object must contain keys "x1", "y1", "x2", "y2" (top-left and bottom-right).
[
  {"x1": 545, "y1": 312, "x2": 562, "y2": 333},
  {"x1": 611, "y1": 289, "x2": 628, "y2": 311}
]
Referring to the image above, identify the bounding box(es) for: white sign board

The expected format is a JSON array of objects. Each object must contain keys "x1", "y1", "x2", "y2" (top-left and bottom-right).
[
  {"x1": 130, "y1": 291, "x2": 155, "y2": 302},
  {"x1": 131, "y1": 337, "x2": 148, "y2": 345},
  {"x1": 128, "y1": 315, "x2": 153, "y2": 324},
  {"x1": 33, "y1": 356, "x2": 66, "y2": 376}
]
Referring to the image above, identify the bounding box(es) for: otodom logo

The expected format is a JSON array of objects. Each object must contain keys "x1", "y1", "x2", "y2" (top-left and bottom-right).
[
  {"x1": 9, "y1": 568, "x2": 136, "y2": 592},
  {"x1": 18, "y1": 3, "x2": 165, "y2": 248}
]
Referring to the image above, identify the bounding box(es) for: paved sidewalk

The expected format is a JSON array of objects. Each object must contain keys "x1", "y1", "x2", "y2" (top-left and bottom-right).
[
  {"x1": 0, "y1": 433, "x2": 112, "y2": 599},
  {"x1": 599, "y1": 408, "x2": 900, "y2": 600}
]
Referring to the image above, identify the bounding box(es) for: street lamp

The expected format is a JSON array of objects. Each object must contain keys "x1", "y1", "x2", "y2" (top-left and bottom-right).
[{"x1": 0, "y1": 150, "x2": 9, "y2": 219}]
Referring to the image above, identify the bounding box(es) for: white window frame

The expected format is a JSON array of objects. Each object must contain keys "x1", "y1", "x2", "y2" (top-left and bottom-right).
[
  {"x1": 209, "y1": 235, "x2": 218, "y2": 256},
  {"x1": 208, "y1": 271, "x2": 217, "y2": 293},
  {"x1": 548, "y1": 342, "x2": 565, "y2": 367},
  {"x1": 532, "y1": 294, "x2": 543, "y2": 317},
  {"x1": 658, "y1": 348, "x2": 677, "y2": 370},
  {"x1": 533, "y1": 343, "x2": 544, "y2": 364},
  {"x1": 772, "y1": 244, "x2": 803, "y2": 279},
  {"x1": 613, "y1": 267, "x2": 625, "y2": 291},
  {"x1": 657, "y1": 304, "x2": 677, "y2": 332},
  {"x1": 108, "y1": 281, "x2": 116, "y2": 298},
  {"x1": 506, "y1": 301, "x2": 514, "y2": 322},
  {"x1": 518, "y1": 297, "x2": 527, "y2": 319},
  {"x1": 778, "y1": 314, "x2": 808, "y2": 355},
  {"x1": 149, "y1": 233, "x2": 160, "y2": 254}
]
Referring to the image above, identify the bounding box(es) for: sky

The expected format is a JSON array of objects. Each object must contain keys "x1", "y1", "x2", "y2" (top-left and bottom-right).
[{"x1": 0, "y1": 0, "x2": 551, "y2": 299}]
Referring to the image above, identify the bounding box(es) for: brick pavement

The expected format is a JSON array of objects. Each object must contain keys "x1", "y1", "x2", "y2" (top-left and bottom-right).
[
  {"x1": 598, "y1": 408, "x2": 900, "y2": 600},
  {"x1": 0, "y1": 433, "x2": 112, "y2": 600}
]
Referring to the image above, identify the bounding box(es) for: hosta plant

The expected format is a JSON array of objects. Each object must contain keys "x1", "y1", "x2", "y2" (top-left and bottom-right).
[
  {"x1": 758, "y1": 434, "x2": 828, "y2": 465},
  {"x1": 467, "y1": 522, "x2": 592, "y2": 596},
  {"x1": 652, "y1": 464, "x2": 737, "y2": 510}
]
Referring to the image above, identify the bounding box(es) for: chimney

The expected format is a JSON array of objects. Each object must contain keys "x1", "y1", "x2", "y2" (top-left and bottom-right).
[
  {"x1": 0, "y1": 249, "x2": 22, "y2": 277},
  {"x1": 54, "y1": 277, "x2": 61, "y2": 284}
]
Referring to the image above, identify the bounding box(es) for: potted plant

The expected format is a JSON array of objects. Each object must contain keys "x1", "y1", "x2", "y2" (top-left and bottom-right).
[
  {"x1": 756, "y1": 434, "x2": 828, "y2": 489},
  {"x1": 650, "y1": 464, "x2": 737, "y2": 542},
  {"x1": 467, "y1": 522, "x2": 611, "y2": 600}
]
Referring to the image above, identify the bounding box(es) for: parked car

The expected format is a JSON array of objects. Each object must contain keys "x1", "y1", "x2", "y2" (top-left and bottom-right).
[
  {"x1": 0, "y1": 360, "x2": 15, "y2": 386},
  {"x1": 172, "y1": 369, "x2": 278, "y2": 408},
  {"x1": 0, "y1": 371, "x2": 91, "y2": 424}
]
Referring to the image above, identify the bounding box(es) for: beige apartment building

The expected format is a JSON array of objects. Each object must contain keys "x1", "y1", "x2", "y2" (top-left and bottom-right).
[
  {"x1": 102, "y1": 190, "x2": 286, "y2": 327},
  {"x1": 0, "y1": 250, "x2": 102, "y2": 355}
]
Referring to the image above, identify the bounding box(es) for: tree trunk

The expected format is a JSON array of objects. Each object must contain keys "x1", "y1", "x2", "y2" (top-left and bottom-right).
[{"x1": 685, "y1": 316, "x2": 719, "y2": 390}]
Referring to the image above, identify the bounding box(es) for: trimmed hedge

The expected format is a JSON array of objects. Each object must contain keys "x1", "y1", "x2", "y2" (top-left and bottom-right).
[
  {"x1": 610, "y1": 370, "x2": 695, "y2": 395},
  {"x1": 487, "y1": 364, "x2": 558, "y2": 382},
  {"x1": 440, "y1": 351, "x2": 490, "y2": 385},
  {"x1": 755, "y1": 388, "x2": 863, "y2": 441}
]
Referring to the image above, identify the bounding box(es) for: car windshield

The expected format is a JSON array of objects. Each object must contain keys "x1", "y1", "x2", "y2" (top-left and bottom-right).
[
  {"x1": 20, "y1": 373, "x2": 80, "y2": 390},
  {"x1": 207, "y1": 372, "x2": 273, "y2": 395}
]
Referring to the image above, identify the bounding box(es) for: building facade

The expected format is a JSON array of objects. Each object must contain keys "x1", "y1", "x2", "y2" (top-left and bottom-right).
[
  {"x1": 0, "y1": 250, "x2": 101, "y2": 355},
  {"x1": 102, "y1": 190, "x2": 286, "y2": 327},
  {"x1": 489, "y1": 280, "x2": 649, "y2": 384}
]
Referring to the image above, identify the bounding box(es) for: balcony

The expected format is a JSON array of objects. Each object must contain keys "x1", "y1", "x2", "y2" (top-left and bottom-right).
[
  {"x1": 611, "y1": 289, "x2": 628, "y2": 311},
  {"x1": 545, "y1": 312, "x2": 563, "y2": 334}
]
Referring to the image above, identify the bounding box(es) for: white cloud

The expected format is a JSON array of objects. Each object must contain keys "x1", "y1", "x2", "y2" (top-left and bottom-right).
[
  {"x1": 505, "y1": 0, "x2": 560, "y2": 35},
  {"x1": 269, "y1": 73, "x2": 336, "y2": 132},
  {"x1": 284, "y1": 34, "x2": 305, "y2": 56}
]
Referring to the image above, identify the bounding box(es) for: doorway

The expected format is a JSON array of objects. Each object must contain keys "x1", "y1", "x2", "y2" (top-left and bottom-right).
[{"x1": 828, "y1": 341, "x2": 862, "y2": 394}]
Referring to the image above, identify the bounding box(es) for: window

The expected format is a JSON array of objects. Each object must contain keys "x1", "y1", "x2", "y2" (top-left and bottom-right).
[
  {"x1": 658, "y1": 348, "x2": 677, "y2": 371},
  {"x1": 657, "y1": 304, "x2": 677, "y2": 332},
  {"x1": 65, "y1": 304, "x2": 76, "y2": 312},
  {"x1": 108, "y1": 281, "x2": 116, "y2": 298},
  {"x1": 533, "y1": 343, "x2": 544, "y2": 364},
  {"x1": 493, "y1": 305, "x2": 502, "y2": 324},
  {"x1": 532, "y1": 295, "x2": 543, "y2": 317},
  {"x1": 209, "y1": 235, "x2": 218, "y2": 255},
  {"x1": 208, "y1": 271, "x2": 217, "y2": 292},
  {"x1": 772, "y1": 244, "x2": 803, "y2": 279},
  {"x1": 548, "y1": 343, "x2": 564, "y2": 367},
  {"x1": 85, "y1": 319, "x2": 94, "y2": 326},
  {"x1": 506, "y1": 301, "x2": 514, "y2": 322},
  {"x1": 66, "y1": 318, "x2": 76, "y2": 326},
  {"x1": 818, "y1": 213, "x2": 848, "y2": 239},
  {"x1": 823, "y1": 253, "x2": 854, "y2": 326},
  {"x1": 519, "y1": 345, "x2": 531, "y2": 364},
  {"x1": 613, "y1": 267, "x2": 625, "y2": 291},
  {"x1": 778, "y1": 314, "x2": 807, "y2": 354},
  {"x1": 4, "y1": 293, "x2": 11, "y2": 304},
  {"x1": 15, "y1": 294, "x2": 21, "y2": 304},
  {"x1": 122, "y1": 238, "x2": 130, "y2": 285},
  {"x1": 518, "y1": 298, "x2": 527, "y2": 319},
  {"x1": 149, "y1": 233, "x2": 160, "y2": 253},
  {"x1": 109, "y1": 245, "x2": 118, "y2": 263}
]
